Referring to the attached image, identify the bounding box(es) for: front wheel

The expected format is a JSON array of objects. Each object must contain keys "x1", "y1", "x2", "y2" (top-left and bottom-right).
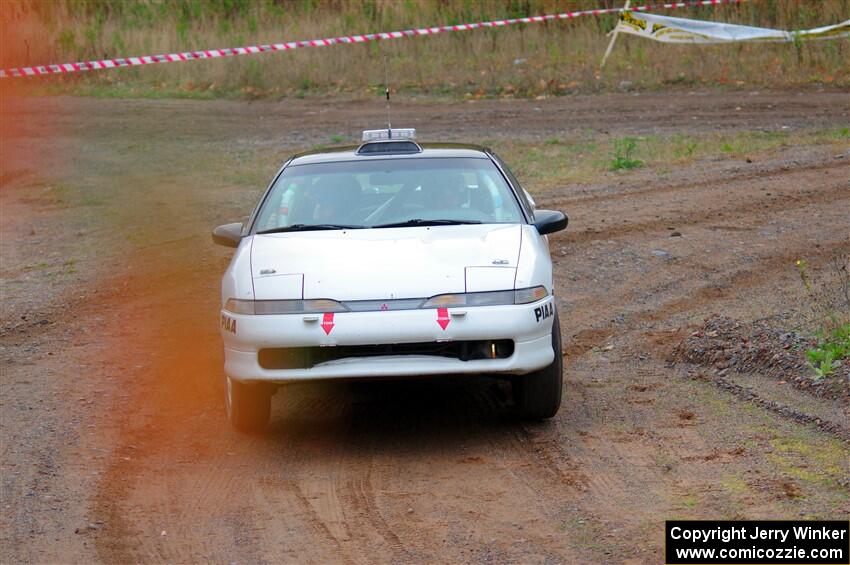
[
  {"x1": 513, "y1": 310, "x2": 563, "y2": 420},
  {"x1": 225, "y1": 376, "x2": 272, "y2": 432}
]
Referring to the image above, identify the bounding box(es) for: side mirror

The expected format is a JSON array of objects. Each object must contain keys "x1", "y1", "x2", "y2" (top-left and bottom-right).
[
  {"x1": 533, "y1": 210, "x2": 568, "y2": 235},
  {"x1": 212, "y1": 223, "x2": 243, "y2": 248}
]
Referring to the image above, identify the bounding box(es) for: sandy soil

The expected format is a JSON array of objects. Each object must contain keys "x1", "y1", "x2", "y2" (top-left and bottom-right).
[{"x1": 1, "y1": 90, "x2": 848, "y2": 563}]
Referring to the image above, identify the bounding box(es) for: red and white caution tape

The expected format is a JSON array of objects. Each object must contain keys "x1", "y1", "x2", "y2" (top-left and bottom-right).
[{"x1": 0, "y1": 0, "x2": 743, "y2": 79}]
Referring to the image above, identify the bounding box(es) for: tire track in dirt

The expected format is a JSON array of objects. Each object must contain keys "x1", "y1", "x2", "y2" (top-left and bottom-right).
[
  {"x1": 333, "y1": 384, "x2": 507, "y2": 564},
  {"x1": 88, "y1": 147, "x2": 846, "y2": 562},
  {"x1": 507, "y1": 425, "x2": 588, "y2": 490},
  {"x1": 89, "y1": 148, "x2": 835, "y2": 562},
  {"x1": 345, "y1": 475, "x2": 413, "y2": 561},
  {"x1": 545, "y1": 154, "x2": 845, "y2": 209},
  {"x1": 556, "y1": 222, "x2": 849, "y2": 364},
  {"x1": 261, "y1": 477, "x2": 353, "y2": 563},
  {"x1": 544, "y1": 154, "x2": 847, "y2": 347},
  {"x1": 689, "y1": 371, "x2": 850, "y2": 442},
  {"x1": 549, "y1": 162, "x2": 848, "y2": 246},
  {"x1": 5, "y1": 93, "x2": 848, "y2": 563},
  {"x1": 510, "y1": 154, "x2": 849, "y2": 555}
]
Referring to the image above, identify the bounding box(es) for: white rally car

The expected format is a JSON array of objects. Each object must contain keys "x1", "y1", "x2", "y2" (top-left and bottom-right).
[{"x1": 213, "y1": 129, "x2": 567, "y2": 431}]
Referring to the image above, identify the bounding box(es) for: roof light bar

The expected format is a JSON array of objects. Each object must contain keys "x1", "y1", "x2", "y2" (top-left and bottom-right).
[{"x1": 361, "y1": 128, "x2": 416, "y2": 142}]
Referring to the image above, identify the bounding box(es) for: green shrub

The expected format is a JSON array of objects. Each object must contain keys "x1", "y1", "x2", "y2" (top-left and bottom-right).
[
  {"x1": 610, "y1": 137, "x2": 643, "y2": 171},
  {"x1": 805, "y1": 324, "x2": 850, "y2": 379}
]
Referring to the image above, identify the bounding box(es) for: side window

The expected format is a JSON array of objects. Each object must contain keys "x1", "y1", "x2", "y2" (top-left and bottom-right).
[
  {"x1": 257, "y1": 182, "x2": 298, "y2": 230},
  {"x1": 491, "y1": 154, "x2": 534, "y2": 220}
]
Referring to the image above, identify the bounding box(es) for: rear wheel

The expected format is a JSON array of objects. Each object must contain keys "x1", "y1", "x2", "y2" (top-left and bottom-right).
[
  {"x1": 225, "y1": 376, "x2": 272, "y2": 432},
  {"x1": 513, "y1": 310, "x2": 563, "y2": 420}
]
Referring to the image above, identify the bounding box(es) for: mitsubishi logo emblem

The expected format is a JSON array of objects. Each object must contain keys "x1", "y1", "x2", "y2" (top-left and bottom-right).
[{"x1": 380, "y1": 303, "x2": 389, "y2": 311}]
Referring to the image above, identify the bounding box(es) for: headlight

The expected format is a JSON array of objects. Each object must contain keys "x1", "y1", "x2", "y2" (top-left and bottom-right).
[
  {"x1": 421, "y1": 286, "x2": 548, "y2": 308},
  {"x1": 513, "y1": 286, "x2": 549, "y2": 304},
  {"x1": 225, "y1": 286, "x2": 548, "y2": 315},
  {"x1": 224, "y1": 299, "x2": 255, "y2": 315},
  {"x1": 224, "y1": 298, "x2": 347, "y2": 315}
]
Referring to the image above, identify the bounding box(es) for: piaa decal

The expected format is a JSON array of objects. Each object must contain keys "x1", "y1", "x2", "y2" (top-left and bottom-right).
[
  {"x1": 221, "y1": 314, "x2": 237, "y2": 334},
  {"x1": 534, "y1": 302, "x2": 554, "y2": 323}
]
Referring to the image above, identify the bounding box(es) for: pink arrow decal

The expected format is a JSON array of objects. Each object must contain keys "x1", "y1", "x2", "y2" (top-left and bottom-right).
[
  {"x1": 436, "y1": 308, "x2": 450, "y2": 330},
  {"x1": 321, "y1": 312, "x2": 335, "y2": 335}
]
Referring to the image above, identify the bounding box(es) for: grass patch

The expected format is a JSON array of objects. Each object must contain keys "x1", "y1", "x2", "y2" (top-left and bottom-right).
[
  {"x1": 42, "y1": 81, "x2": 223, "y2": 101},
  {"x1": 486, "y1": 126, "x2": 849, "y2": 192},
  {"x1": 719, "y1": 475, "x2": 750, "y2": 495},
  {"x1": 805, "y1": 324, "x2": 850, "y2": 379},
  {"x1": 3, "y1": 1, "x2": 848, "y2": 99},
  {"x1": 831, "y1": 126, "x2": 850, "y2": 139},
  {"x1": 795, "y1": 254, "x2": 850, "y2": 379},
  {"x1": 767, "y1": 435, "x2": 848, "y2": 488},
  {"x1": 81, "y1": 196, "x2": 105, "y2": 207},
  {"x1": 720, "y1": 130, "x2": 791, "y2": 156},
  {"x1": 678, "y1": 494, "x2": 700, "y2": 509},
  {"x1": 610, "y1": 137, "x2": 643, "y2": 171}
]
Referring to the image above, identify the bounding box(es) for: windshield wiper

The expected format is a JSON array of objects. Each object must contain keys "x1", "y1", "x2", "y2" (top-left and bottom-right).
[
  {"x1": 256, "y1": 223, "x2": 364, "y2": 234},
  {"x1": 372, "y1": 218, "x2": 483, "y2": 229}
]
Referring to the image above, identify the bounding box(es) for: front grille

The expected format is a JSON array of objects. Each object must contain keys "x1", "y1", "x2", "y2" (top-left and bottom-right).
[
  {"x1": 258, "y1": 340, "x2": 514, "y2": 370},
  {"x1": 341, "y1": 298, "x2": 425, "y2": 312}
]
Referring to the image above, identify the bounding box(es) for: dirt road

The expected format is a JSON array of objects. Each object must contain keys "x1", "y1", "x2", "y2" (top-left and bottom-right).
[{"x1": 1, "y1": 90, "x2": 848, "y2": 563}]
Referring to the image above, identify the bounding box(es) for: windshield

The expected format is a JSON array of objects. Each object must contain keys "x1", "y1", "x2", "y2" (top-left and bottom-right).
[{"x1": 252, "y1": 157, "x2": 525, "y2": 233}]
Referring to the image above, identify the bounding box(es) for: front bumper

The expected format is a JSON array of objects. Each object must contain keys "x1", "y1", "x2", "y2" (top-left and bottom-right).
[{"x1": 220, "y1": 297, "x2": 556, "y2": 383}]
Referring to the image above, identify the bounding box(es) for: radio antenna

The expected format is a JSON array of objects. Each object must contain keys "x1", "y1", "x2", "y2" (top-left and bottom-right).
[{"x1": 383, "y1": 53, "x2": 392, "y2": 137}]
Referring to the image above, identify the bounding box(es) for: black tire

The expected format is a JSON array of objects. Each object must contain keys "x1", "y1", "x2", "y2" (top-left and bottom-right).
[
  {"x1": 225, "y1": 376, "x2": 272, "y2": 432},
  {"x1": 513, "y1": 310, "x2": 563, "y2": 420}
]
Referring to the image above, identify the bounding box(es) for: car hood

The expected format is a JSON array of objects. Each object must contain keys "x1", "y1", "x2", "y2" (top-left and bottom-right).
[{"x1": 250, "y1": 224, "x2": 522, "y2": 301}]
